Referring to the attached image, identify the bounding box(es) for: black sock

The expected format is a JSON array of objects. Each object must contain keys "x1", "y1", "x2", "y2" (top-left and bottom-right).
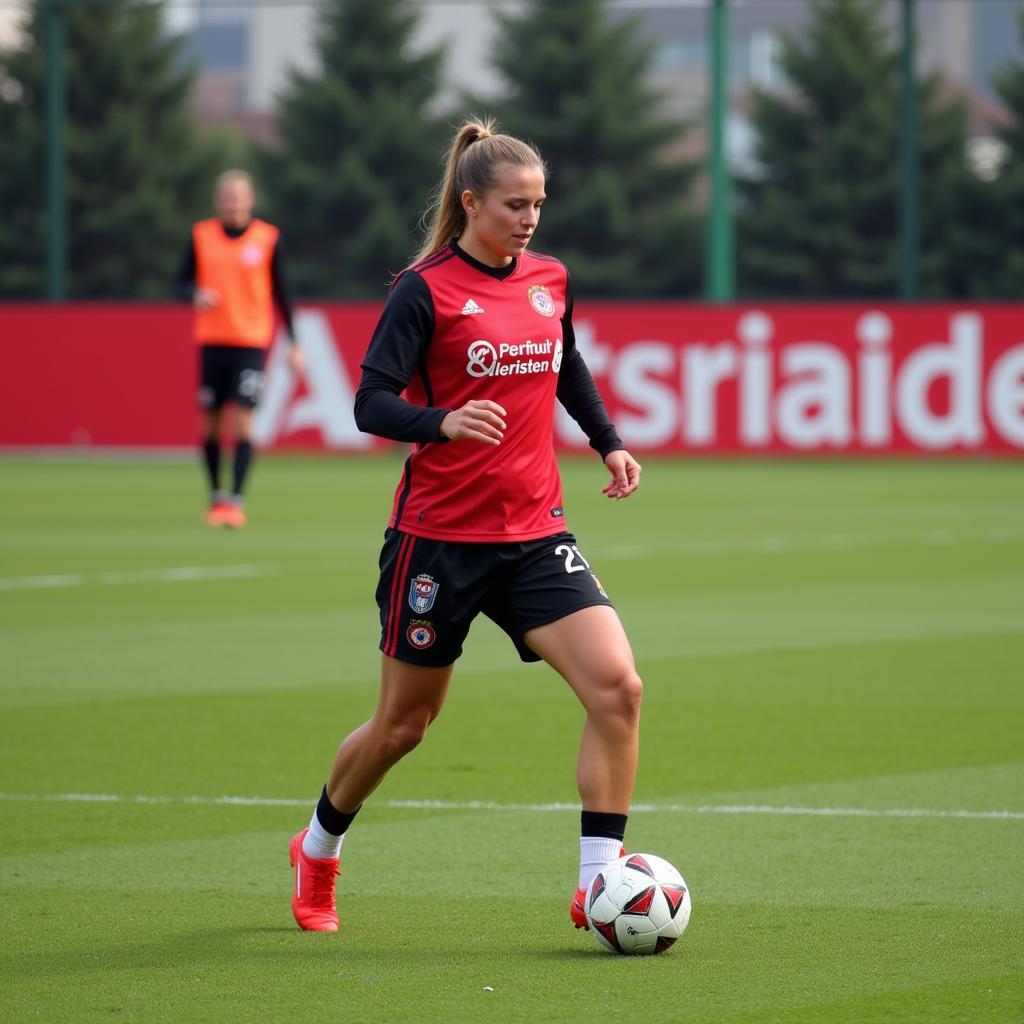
[
  {"x1": 316, "y1": 785, "x2": 361, "y2": 837},
  {"x1": 232, "y1": 440, "x2": 253, "y2": 497},
  {"x1": 202, "y1": 439, "x2": 221, "y2": 495},
  {"x1": 581, "y1": 810, "x2": 628, "y2": 841}
]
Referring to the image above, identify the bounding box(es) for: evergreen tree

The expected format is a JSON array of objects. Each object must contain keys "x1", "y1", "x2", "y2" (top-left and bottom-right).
[
  {"x1": 257, "y1": 0, "x2": 446, "y2": 299},
  {"x1": 0, "y1": 0, "x2": 220, "y2": 299},
  {"x1": 987, "y1": 7, "x2": 1024, "y2": 297},
  {"x1": 473, "y1": 0, "x2": 700, "y2": 298},
  {"x1": 737, "y1": 0, "x2": 982, "y2": 299}
]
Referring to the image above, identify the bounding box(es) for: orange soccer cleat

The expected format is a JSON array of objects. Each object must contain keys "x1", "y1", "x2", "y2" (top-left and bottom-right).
[
  {"x1": 570, "y1": 845, "x2": 626, "y2": 929},
  {"x1": 204, "y1": 502, "x2": 231, "y2": 526},
  {"x1": 289, "y1": 829, "x2": 340, "y2": 932},
  {"x1": 570, "y1": 886, "x2": 589, "y2": 929},
  {"x1": 220, "y1": 503, "x2": 247, "y2": 529}
]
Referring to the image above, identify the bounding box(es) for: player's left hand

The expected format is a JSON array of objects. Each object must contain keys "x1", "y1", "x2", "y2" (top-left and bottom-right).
[
  {"x1": 287, "y1": 345, "x2": 306, "y2": 377},
  {"x1": 602, "y1": 450, "x2": 641, "y2": 500}
]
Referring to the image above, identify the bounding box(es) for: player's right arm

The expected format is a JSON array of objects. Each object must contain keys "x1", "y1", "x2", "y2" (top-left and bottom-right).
[
  {"x1": 437, "y1": 401, "x2": 505, "y2": 445},
  {"x1": 174, "y1": 234, "x2": 219, "y2": 309},
  {"x1": 354, "y1": 272, "x2": 504, "y2": 445}
]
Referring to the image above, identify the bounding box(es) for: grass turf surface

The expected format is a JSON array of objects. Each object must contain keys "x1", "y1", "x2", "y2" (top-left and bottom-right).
[{"x1": 1, "y1": 454, "x2": 1022, "y2": 1023}]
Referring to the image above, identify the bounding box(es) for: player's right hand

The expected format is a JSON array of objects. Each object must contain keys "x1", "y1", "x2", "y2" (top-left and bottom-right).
[
  {"x1": 194, "y1": 287, "x2": 221, "y2": 310},
  {"x1": 440, "y1": 400, "x2": 506, "y2": 445}
]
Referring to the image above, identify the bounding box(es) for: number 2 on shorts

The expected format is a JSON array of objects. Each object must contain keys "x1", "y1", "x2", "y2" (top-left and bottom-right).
[{"x1": 554, "y1": 543, "x2": 591, "y2": 574}]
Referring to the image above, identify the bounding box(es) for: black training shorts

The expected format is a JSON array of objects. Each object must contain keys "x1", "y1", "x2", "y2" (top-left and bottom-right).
[
  {"x1": 197, "y1": 345, "x2": 266, "y2": 411},
  {"x1": 375, "y1": 529, "x2": 614, "y2": 668}
]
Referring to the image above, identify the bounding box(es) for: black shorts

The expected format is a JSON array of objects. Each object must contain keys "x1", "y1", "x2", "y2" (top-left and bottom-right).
[
  {"x1": 375, "y1": 529, "x2": 614, "y2": 668},
  {"x1": 197, "y1": 345, "x2": 266, "y2": 411}
]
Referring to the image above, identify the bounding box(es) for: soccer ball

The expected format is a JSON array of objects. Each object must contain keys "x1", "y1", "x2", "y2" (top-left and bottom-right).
[{"x1": 584, "y1": 853, "x2": 691, "y2": 955}]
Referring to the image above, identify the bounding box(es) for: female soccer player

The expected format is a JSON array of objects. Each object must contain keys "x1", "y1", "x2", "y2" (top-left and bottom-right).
[{"x1": 289, "y1": 119, "x2": 643, "y2": 934}]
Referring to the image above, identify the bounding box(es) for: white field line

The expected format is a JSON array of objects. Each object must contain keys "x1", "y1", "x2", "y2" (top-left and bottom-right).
[
  {"x1": 0, "y1": 792, "x2": 1020, "y2": 821},
  {"x1": 0, "y1": 565, "x2": 273, "y2": 590},
  {"x1": 3, "y1": 526, "x2": 1021, "y2": 588},
  {"x1": 604, "y1": 526, "x2": 1024, "y2": 560}
]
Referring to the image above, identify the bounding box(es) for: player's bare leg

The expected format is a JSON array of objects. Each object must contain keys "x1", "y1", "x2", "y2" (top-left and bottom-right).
[
  {"x1": 526, "y1": 605, "x2": 641, "y2": 812},
  {"x1": 234, "y1": 406, "x2": 253, "y2": 442},
  {"x1": 524, "y1": 605, "x2": 642, "y2": 927},
  {"x1": 290, "y1": 657, "x2": 452, "y2": 931},
  {"x1": 326, "y1": 656, "x2": 454, "y2": 812}
]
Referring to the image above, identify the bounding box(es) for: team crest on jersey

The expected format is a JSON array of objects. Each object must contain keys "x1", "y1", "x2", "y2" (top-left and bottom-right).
[
  {"x1": 528, "y1": 285, "x2": 556, "y2": 317},
  {"x1": 406, "y1": 620, "x2": 436, "y2": 649},
  {"x1": 241, "y1": 244, "x2": 263, "y2": 266},
  {"x1": 408, "y1": 573, "x2": 440, "y2": 613}
]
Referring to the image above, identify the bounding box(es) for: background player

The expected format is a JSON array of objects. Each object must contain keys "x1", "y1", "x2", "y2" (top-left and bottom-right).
[
  {"x1": 288, "y1": 118, "x2": 643, "y2": 935},
  {"x1": 175, "y1": 169, "x2": 304, "y2": 527}
]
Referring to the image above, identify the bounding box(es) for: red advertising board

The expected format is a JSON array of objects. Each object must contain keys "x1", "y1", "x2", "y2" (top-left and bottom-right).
[{"x1": 1, "y1": 302, "x2": 1022, "y2": 454}]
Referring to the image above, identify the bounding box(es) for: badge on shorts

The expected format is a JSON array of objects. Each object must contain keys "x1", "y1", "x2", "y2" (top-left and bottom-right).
[
  {"x1": 409, "y1": 573, "x2": 439, "y2": 613},
  {"x1": 238, "y1": 369, "x2": 264, "y2": 399},
  {"x1": 407, "y1": 620, "x2": 436, "y2": 649},
  {"x1": 590, "y1": 573, "x2": 608, "y2": 599},
  {"x1": 528, "y1": 285, "x2": 555, "y2": 317}
]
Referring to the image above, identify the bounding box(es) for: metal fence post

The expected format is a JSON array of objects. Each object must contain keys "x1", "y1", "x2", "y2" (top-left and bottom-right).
[
  {"x1": 45, "y1": 0, "x2": 67, "y2": 301},
  {"x1": 706, "y1": 0, "x2": 735, "y2": 302},
  {"x1": 899, "y1": 0, "x2": 919, "y2": 299}
]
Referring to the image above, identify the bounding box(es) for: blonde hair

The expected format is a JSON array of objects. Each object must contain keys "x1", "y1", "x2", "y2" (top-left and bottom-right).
[
  {"x1": 410, "y1": 117, "x2": 547, "y2": 267},
  {"x1": 214, "y1": 169, "x2": 254, "y2": 196}
]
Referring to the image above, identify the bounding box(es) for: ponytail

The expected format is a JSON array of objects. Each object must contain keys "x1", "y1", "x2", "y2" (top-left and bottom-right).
[{"x1": 408, "y1": 116, "x2": 546, "y2": 268}]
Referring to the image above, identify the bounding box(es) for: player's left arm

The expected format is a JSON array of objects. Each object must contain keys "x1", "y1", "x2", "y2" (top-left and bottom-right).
[
  {"x1": 270, "y1": 237, "x2": 304, "y2": 374},
  {"x1": 600, "y1": 448, "x2": 642, "y2": 501},
  {"x1": 555, "y1": 273, "x2": 641, "y2": 500}
]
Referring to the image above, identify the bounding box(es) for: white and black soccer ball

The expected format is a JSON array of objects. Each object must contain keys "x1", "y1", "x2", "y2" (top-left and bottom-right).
[{"x1": 584, "y1": 853, "x2": 691, "y2": 955}]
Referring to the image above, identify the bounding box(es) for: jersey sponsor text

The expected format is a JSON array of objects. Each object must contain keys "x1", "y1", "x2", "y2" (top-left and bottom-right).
[{"x1": 466, "y1": 338, "x2": 558, "y2": 378}]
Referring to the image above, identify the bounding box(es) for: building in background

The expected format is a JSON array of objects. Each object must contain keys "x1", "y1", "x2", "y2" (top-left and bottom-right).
[
  {"x1": 1, "y1": 0, "x2": 1019, "y2": 163},
  {"x1": 616, "y1": 0, "x2": 1022, "y2": 107},
  {"x1": 616, "y1": 0, "x2": 1020, "y2": 174},
  {"x1": 173, "y1": 0, "x2": 1021, "y2": 176},
  {"x1": 0, "y1": 1, "x2": 26, "y2": 50},
  {"x1": 180, "y1": 1, "x2": 249, "y2": 115}
]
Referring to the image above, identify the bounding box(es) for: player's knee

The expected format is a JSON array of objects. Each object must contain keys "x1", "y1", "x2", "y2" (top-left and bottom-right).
[
  {"x1": 382, "y1": 715, "x2": 431, "y2": 763},
  {"x1": 591, "y1": 666, "x2": 643, "y2": 728},
  {"x1": 615, "y1": 668, "x2": 644, "y2": 725}
]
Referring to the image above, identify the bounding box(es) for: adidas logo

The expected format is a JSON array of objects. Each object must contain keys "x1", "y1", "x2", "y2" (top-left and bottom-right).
[{"x1": 461, "y1": 298, "x2": 485, "y2": 315}]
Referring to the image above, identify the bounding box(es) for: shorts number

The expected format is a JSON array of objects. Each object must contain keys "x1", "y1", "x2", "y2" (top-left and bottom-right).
[{"x1": 555, "y1": 543, "x2": 591, "y2": 574}]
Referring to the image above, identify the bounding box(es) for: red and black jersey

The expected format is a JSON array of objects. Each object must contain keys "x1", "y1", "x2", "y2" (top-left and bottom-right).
[{"x1": 356, "y1": 242, "x2": 622, "y2": 543}]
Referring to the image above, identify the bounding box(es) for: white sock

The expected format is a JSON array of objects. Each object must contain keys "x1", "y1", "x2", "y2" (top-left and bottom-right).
[
  {"x1": 302, "y1": 811, "x2": 345, "y2": 860},
  {"x1": 579, "y1": 836, "x2": 623, "y2": 890}
]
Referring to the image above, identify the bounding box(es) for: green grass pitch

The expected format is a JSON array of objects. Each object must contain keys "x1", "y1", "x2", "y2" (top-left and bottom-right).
[{"x1": 1, "y1": 454, "x2": 1022, "y2": 1023}]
